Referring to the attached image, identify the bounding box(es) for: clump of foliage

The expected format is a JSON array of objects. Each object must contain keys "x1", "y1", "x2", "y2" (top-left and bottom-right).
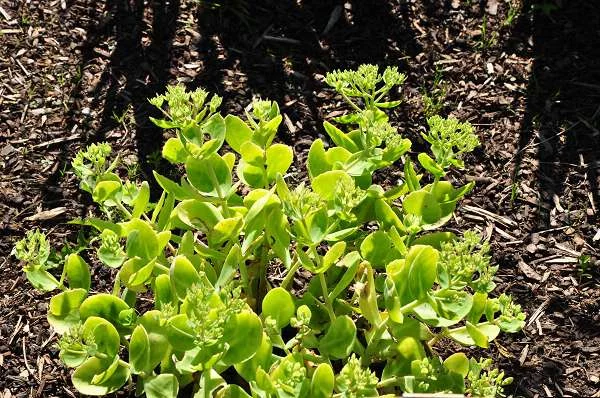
[{"x1": 14, "y1": 65, "x2": 524, "y2": 397}]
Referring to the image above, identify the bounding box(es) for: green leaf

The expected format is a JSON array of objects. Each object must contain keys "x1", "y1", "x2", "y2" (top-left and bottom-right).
[
  {"x1": 323, "y1": 121, "x2": 359, "y2": 152},
  {"x1": 404, "y1": 158, "x2": 421, "y2": 191},
  {"x1": 360, "y1": 231, "x2": 394, "y2": 268},
  {"x1": 375, "y1": 100, "x2": 402, "y2": 109},
  {"x1": 403, "y1": 190, "x2": 442, "y2": 224},
  {"x1": 374, "y1": 199, "x2": 403, "y2": 230},
  {"x1": 466, "y1": 321, "x2": 490, "y2": 348},
  {"x1": 221, "y1": 311, "x2": 263, "y2": 365},
  {"x1": 234, "y1": 333, "x2": 273, "y2": 382},
  {"x1": 92, "y1": 180, "x2": 121, "y2": 203},
  {"x1": 311, "y1": 170, "x2": 353, "y2": 200},
  {"x1": 328, "y1": 252, "x2": 361, "y2": 301},
  {"x1": 173, "y1": 199, "x2": 223, "y2": 232},
  {"x1": 150, "y1": 117, "x2": 178, "y2": 129},
  {"x1": 418, "y1": 152, "x2": 444, "y2": 178},
  {"x1": 129, "y1": 324, "x2": 151, "y2": 374},
  {"x1": 79, "y1": 294, "x2": 130, "y2": 330},
  {"x1": 306, "y1": 208, "x2": 329, "y2": 245},
  {"x1": 162, "y1": 137, "x2": 188, "y2": 164},
  {"x1": 210, "y1": 216, "x2": 243, "y2": 246},
  {"x1": 26, "y1": 268, "x2": 60, "y2": 291},
  {"x1": 444, "y1": 353, "x2": 469, "y2": 377},
  {"x1": 412, "y1": 231, "x2": 455, "y2": 250},
  {"x1": 216, "y1": 244, "x2": 242, "y2": 288},
  {"x1": 137, "y1": 311, "x2": 171, "y2": 370},
  {"x1": 203, "y1": 113, "x2": 226, "y2": 141},
  {"x1": 266, "y1": 143, "x2": 293, "y2": 181},
  {"x1": 319, "y1": 242, "x2": 346, "y2": 274},
  {"x1": 153, "y1": 171, "x2": 192, "y2": 200},
  {"x1": 48, "y1": 288, "x2": 87, "y2": 333},
  {"x1": 307, "y1": 139, "x2": 331, "y2": 178},
  {"x1": 406, "y1": 245, "x2": 439, "y2": 299},
  {"x1": 262, "y1": 287, "x2": 295, "y2": 328},
  {"x1": 65, "y1": 254, "x2": 91, "y2": 291},
  {"x1": 318, "y1": 315, "x2": 356, "y2": 359},
  {"x1": 170, "y1": 255, "x2": 201, "y2": 300},
  {"x1": 124, "y1": 219, "x2": 159, "y2": 260},
  {"x1": 225, "y1": 114, "x2": 253, "y2": 153},
  {"x1": 195, "y1": 369, "x2": 226, "y2": 398},
  {"x1": 310, "y1": 363, "x2": 335, "y2": 398},
  {"x1": 186, "y1": 154, "x2": 232, "y2": 198},
  {"x1": 71, "y1": 356, "x2": 130, "y2": 396},
  {"x1": 144, "y1": 374, "x2": 179, "y2": 398},
  {"x1": 132, "y1": 181, "x2": 151, "y2": 218},
  {"x1": 82, "y1": 317, "x2": 120, "y2": 358},
  {"x1": 166, "y1": 314, "x2": 196, "y2": 351},
  {"x1": 240, "y1": 141, "x2": 265, "y2": 166}
]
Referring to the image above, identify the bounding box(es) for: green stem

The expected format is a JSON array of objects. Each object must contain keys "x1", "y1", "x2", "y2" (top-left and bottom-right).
[
  {"x1": 112, "y1": 272, "x2": 121, "y2": 296},
  {"x1": 318, "y1": 273, "x2": 336, "y2": 322},
  {"x1": 115, "y1": 201, "x2": 133, "y2": 219},
  {"x1": 341, "y1": 91, "x2": 362, "y2": 112},
  {"x1": 280, "y1": 260, "x2": 300, "y2": 289},
  {"x1": 377, "y1": 376, "x2": 401, "y2": 389}
]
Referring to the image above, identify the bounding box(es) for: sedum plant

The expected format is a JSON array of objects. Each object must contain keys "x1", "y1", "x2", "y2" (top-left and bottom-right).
[{"x1": 14, "y1": 65, "x2": 524, "y2": 397}]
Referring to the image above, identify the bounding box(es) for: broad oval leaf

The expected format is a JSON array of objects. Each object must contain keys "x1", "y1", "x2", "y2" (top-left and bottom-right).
[
  {"x1": 82, "y1": 316, "x2": 120, "y2": 358},
  {"x1": 65, "y1": 254, "x2": 91, "y2": 291},
  {"x1": 311, "y1": 170, "x2": 353, "y2": 201},
  {"x1": 186, "y1": 154, "x2": 232, "y2": 198},
  {"x1": 169, "y1": 255, "x2": 201, "y2": 300},
  {"x1": 402, "y1": 190, "x2": 442, "y2": 225},
  {"x1": 48, "y1": 288, "x2": 88, "y2": 333},
  {"x1": 162, "y1": 137, "x2": 188, "y2": 164},
  {"x1": 72, "y1": 356, "x2": 130, "y2": 396},
  {"x1": 221, "y1": 311, "x2": 263, "y2": 365},
  {"x1": 224, "y1": 114, "x2": 253, "y2": 153},
  {"x1": 262, "y1": 287, "x2": 295, "y2": 328},
  {"x1": 266, "y1": 143, "x2": 293, "y2": 181},
  {"x1": 318, "y1": 315, "x2": 356, "y2": 359},
  {"x1": 310, "y1": 363, "x2": 335, "y2": 398},
  {"x1": 129, "y1": 324, "x2": 151, "y2": 374},
  {"x1": 144, "y1": 374, "x2": 179, "y2": 398},
  {"x1": 79, "y1": 294, "x2": 130, "y2": 330},
  {"x1": 444, "y1": 353, "x2": 469, "y2": 377}
]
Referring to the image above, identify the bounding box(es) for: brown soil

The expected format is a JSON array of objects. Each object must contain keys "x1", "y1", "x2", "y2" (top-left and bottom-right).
[{"x1": 1, "y1": 0, "x2": 599, "y2": 396}]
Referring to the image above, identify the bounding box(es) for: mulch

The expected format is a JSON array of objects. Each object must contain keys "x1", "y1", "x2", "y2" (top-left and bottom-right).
[{"x1": 1, "y1": 0, "x2": 599, "y2": 396}]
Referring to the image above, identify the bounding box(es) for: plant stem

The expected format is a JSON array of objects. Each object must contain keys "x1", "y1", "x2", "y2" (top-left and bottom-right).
[
  {"x1": 115, "y1": 201, "x2": 133, "y2": 219},
  {"x1": 318, "y1": 273, "x2": 336, "y2": 322},
  {"x1": 112, "y1": 273, "x2": 121, "y2": 296},
  {"x1": 341, "y1": 91, "x2": 362, "y2": 112},
  {"x1": 280, "y1": 260, "x2": 300, "y2": 289}
]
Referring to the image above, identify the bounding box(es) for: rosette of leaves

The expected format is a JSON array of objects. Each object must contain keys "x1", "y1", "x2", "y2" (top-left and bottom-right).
[{"x1": 14, "y1": 66, "x2": 524, "y2": 397}]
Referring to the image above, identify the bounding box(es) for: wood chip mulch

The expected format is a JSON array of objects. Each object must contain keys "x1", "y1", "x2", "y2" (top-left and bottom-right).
[{"x1": 1, "y1": 0, "x2": 599, "y2": 397}]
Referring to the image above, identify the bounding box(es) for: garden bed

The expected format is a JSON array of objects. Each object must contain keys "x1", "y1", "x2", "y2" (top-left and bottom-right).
[{"x1": 1, "y1": 0, "x2": 599, "y2": 396}]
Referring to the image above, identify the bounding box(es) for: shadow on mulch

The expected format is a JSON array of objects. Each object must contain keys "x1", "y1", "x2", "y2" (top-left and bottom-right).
[
  {"x1": 40, "y1": 0, "x2": 180, "y2": 208},
  {"x1": 513, "y1": 0, "x2": 600, "y2": 228},
  {"x1": 190, "y1": 0, "x2": 421, "y2": 142}
]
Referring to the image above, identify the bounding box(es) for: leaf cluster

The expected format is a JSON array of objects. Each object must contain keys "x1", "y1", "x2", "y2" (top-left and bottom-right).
[{"x1": 14, "y1": 65, "x2": 524, "y2": 397}]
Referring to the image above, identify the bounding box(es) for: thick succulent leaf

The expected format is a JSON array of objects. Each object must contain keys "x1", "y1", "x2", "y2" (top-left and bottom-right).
[
  {"x1": 186, "y1": 154, "x2": 232, "y2": 198},
  {"x1": 79, "y1": 294, "x2": 129, "y2": 330},
  {"x1": 262, "y1": 287, "x2": 295, "y2": 328},
  {"x1": 48, "y1": 288, "x2": 88, "y2": 333},
  {"x1": 310, "y1": 363, "x2": 335, "y2": 398},
  {"x1": 72, "y1": 356, "x2": 130, "y2": 396},
  {"x1": 221, "y1": 311, "x2": 263, "y2": 365},
  {"x1": 224, "y1": 115, "x2": 253, "y2": 153},
  {"x1": 144, "y1": 374, "x2": 179, "y2": 398},
  {"x1": 162, "y1": 137, "x2": 188, "y2": 164},
  {"x1": 318, "y1": 315, "x2": 356, "y2": 359}
]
